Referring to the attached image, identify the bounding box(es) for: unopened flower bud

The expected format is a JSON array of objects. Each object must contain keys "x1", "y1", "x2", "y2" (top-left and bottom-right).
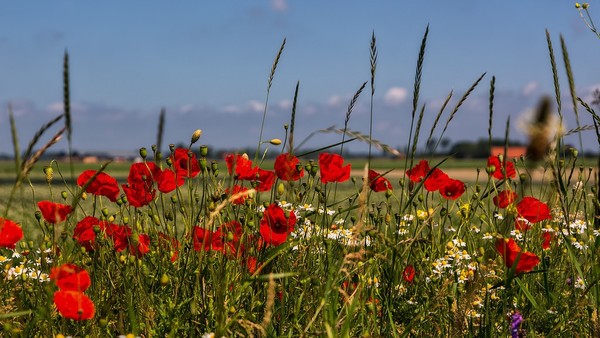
[
  {"x1": 277, "y1": 183, "x2": 285, "y2": 196},
  {"x1": 35, "y1": 211, "x2": 42, "y2": 221},
  {"x1": 486, "y1": 165, "x2": 496, "y2": 174},
  {"x1": 139, "y1": 147, "x2": 147, "y2": 159},
  {"x1": 270, "y1": 138, "x2": 282, "y2": 145},
  {"x1": 43, "y1": 166, "x2": 53, "y2": 183},
  {"x1": 211, "y1": 160, "x2": 218, "y2": 172},
  {"x1": 576, "y1": 3, "x2": 581, "y2": 8},
  {"x1": 169, "y1": 144, "x2": 175, "y2": 152},
  {"x1": 160, "y1": 273, "x2": 170, "y2": 286},
  {"x1": 191, "y1": 129, "x2": 202, "y2": 144},
  {"x1": 200, "y1": 145, "x2": 208, "y2": 157},
  {"x1": 101, "y1": 208, "x2": 109, "y2": 217},
  {"x1": 166, "y1": 157, "x2": 173, "y2": 167},
  {"x1": 583, "y1": 3, "x2": 589, "y2": 9},
  {"x1": 61, "y1": 191, "x2": 68, "y2": 200}
]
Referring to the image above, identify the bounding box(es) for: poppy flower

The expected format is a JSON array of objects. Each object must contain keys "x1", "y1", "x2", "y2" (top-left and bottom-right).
[
  {"x1": 406, "y1": 160, "x2": 430, "y2": 183},
  {"x1": 254, "y1": 169, "x2": 276, "y2": 192},
  {"x1": 368, "y1": 169, "x2": 392, "y2": 192},
  {"x1": 495, "y1": 238, "x2": 540, "y2": 274},
  {"x1": 122, "y1": 162, "x2": 161, "y2": 208},
  {"x1": 487, "y1": 155, "x2": 516, "y2": 180},
  {"x1": 130, "y1": 233, "x2": 150, "y2": 257},
  {"x1": 318, "y1": 153, "x2": 351, "y2": 184},
  {"x1": 226, "y1": 185, "x2": 249, "y2": 205},
  {"x1": 423, "y1": 168, "x2": 450, "y2": 192},
  {"x1": 77, "y1": 170, "x2": 120, "y2": 202},
  {"x1": 516, "y1": 196, "x2": 551, "y2": 223},
  {"x1": 542, "y1": 232, "x2": 552, "y2": 250},
  {"x1": 50, "y1": 263, "x2": 91, "y2": 292},
  {"x1": 259, "y1": 203, "x2": 296, "y2": 246},
  {"x1": 274, "y1": 153, "x2": 304, "y2": 181},
  {"x1": 493, "y1": 190, "x2": 518, "y2": 208},
  {"x1": 171, "y1": 148, "x2": 200, "y2": 179},
  {"x1": 225, "y1": 154, "x2": 258, "y2": 180},
  {"x1": 38, "y1": 201, "x2": 72, "y2": 224},
  {"x1": 0, "y1": 218, "x2": 24, "y2": 249},
  {"x1": 53, "y1": 290, "x2": 95, "y2": 321},
  {"x1": 122, "y1": 184, "x2": 155, "y2": 208},
  {"x1": 73, "y1": 216, "x2": 103, "y2": 252},
  {"x1": 439, "y1": 178, "x2": 465, "y2": 200},
  {"x1": 156, "y1": 169, "x2": 182, "y2": 193},
  {"x1": 104, "y1": 224, "x2": 132, "y2": 252},
  {"x1": 192, "y1": 226, "x2": 220, "y2": 252},
  {"x1": 403, "y1": 265, "x2": 415, "y2": 283}
]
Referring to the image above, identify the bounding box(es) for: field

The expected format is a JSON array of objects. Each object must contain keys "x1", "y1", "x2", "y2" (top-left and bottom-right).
[{"x1": 1, "y1": 26, "x2": 600, "y2": 338}]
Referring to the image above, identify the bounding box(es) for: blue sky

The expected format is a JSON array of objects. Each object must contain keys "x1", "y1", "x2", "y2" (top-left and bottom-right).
[{"x1": 1, "y1": 1, "x2": 599, "y2": 155}]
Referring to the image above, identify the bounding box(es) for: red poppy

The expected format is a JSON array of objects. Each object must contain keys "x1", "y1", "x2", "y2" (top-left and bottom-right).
[
  {"x1": 218, "y1": 220, "x2": 244, "y2": 256},
  {"x1": 192, "y1": 226, "x2": 220, "y2": 252},
  {"x1": 122, "y1": 184, "x2": 155, "y2": 208},
  {"x1": 423, "y1": 168, "x2": 450, "y2": 192},
  {"x1": 259, "y1": 204, "x2": 297, "y2": 246},
  {"x1": 439, "y1": 178, "x2": 465, "y2": 200},
  {"x1": 50, "y1": 263, "x2": 91, "y2": 292},
  {"x1": 318, "y1": 153, "x2": 351, "y2": 184},
  {"x1": 368, "y1": 169, "x2": 392, "y2": 192},
  {"x1": 495, "y1": 238, "x2": 540, "y2": 274},
  {"x1": 487, "y1": 155, "x2": 516, "y2": 180},
  {"x1": 225, "y1": 154, "x2": 259, "y2": 180},
  {"x1": 246, "y1": 256, "x2": 258, "y2": 275},
  {"x1": 38, "y1": 201, "x2": 72, "y2": 224},
  {"x1": 156, "y1": 169, "x2": 182, "y2": 193},
  {"x1": 542, "y1": 232, "x2": 552, "y2": 250},
  {"x1": 122, "y1": 162, "x2": 161, "y2": 208},
  {"x1": 53, "y1": 290, "x2": 95, "y2": 321},
  {"x1": 73, "y1": 216, "x2": 103, "y2": 252},
  {"x1": 493, "y1": 190, "x2": 518, "y2": 208},
  {"x1": 171, "y1": 148, "x2": 200, "y2": 179},
  {"x1": 407, "y1": 160, "x2": 431, "y2": 183},
  {"x1": 226, "y1": 185, "x2": 249, "y2": 205},
  {"x1": 77, "y1": 170, "x2": 120, "y2": 202},
  {"x1": 130, "y1": 233, "x2": 150, "y2": 257},
  {"x1": 403, "y1": 265, "x2": 415, "y2": 283},
  {"x1": 104, "y1": 224, "x2": 132, "y2": 252},
  {"x1": 0, "y1": 218, "x2": 24, "y2": 249},
  {"x1": 254, "y1": 169, "x2": 276, "y2": 192},
  {"x1": 274, "y1": 153, "x2": 304, "y2": 181},
  {"x1": 516, "y1": 196, "x2": 551, "y2": 223}
]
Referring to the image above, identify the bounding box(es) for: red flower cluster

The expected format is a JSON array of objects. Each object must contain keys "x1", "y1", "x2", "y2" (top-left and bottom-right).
[
  {"x1": 487, "y1": 155, "x2": 516, "y2": 180},
  {"x1": 319, "y1": 153, "x2": 351, "y2": 184},
  {"x1": 0, "y1": 217, "x2": 23, "y2": 249},
  {"x1": 274, "y1": 153, "x2": 304, "y2": 181},
  {"x1": 495, "y1": 238, "x2": 540, "y2": 274},
  {"x1": 77, "y1": 170, "x2": 120, "y2": 202},
  {"x1": 72, "y1": 216, "x2": 151, "y2": 256},
  {"x1": 225, "y1": 154, "x2": 275, "y2": 192},
  {"x1": 51, "y1": 263, "x2": 95, "y2": 321},
  {"x1": 513, "y1": 196, "x2": 551, "y2": 231},
  {"x1": 38, "y1": 201, "x2": 73, "y2": 224},
  {"x1": 493, "y1": 190, "x2": 518, "y2": 208},
  {"x1": 260, "y1": 203, "x2": 297, "y2": 246},
  {"x1": 368, "y1": 169, "x2": 392, "y2": 192},
  {"x1": 170, "y1": 148, "x2": 201, "y2": 180},
  {"x1": 406, "y1": 160, "x2": 466, "y2": 200},
  {"x1": 403, "y1": 265, "x2": 415, "y2": 283}
]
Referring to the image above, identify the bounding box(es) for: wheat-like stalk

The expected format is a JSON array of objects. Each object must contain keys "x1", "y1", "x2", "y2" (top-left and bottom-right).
[
  {"x1": 488, "y1": 76, "x2": 496, "y2": 151},
  {"x1": 21, "y1": 114, "x2": 64, "y2": 169},
  {"x1": 425, "y1": 90, "x2": 452, "y2": 154},
  {"x1": 340, "y1": 81, "x2": 367, "y2": 156},
  {"x1": 288, "y1": 81, "x2": 300, "y2": 154},
  {"x1": 561, "y1": 34, "x2": 585, "y2": 156},
  {"x1": 546, "y1": 30, "x2": 562, "y2": 120},
  {"x1": 320, "y1": 126, "x2": 401, "y2": 157},
  {"x1": 157, "y1": 107, "x2": 166, "y2": 155}
]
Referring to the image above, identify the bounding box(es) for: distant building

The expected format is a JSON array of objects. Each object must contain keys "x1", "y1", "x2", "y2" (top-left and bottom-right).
[{"x1": 490, "y1": 146, "x2": 526, "y2": 159}]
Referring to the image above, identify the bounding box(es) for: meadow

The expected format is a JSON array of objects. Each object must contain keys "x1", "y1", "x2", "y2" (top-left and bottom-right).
[{"x1": 1, "y1": 24, "x2": 600, "y2": 338}]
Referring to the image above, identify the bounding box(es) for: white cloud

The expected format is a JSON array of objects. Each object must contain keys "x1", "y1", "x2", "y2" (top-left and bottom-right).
[
  {"x1": 271, "y1": 0, "x2": 288, "y2": 12},
  {"x1": 521, "y1": 81, "x2": 539, "y2": 97},
  {"x1": 46, "y1": 101, "x2": 87, "y2": 114},
  {"x1": 384, "y1": 87, "x2": 408, "y2": 106},
  {"x1": 221, "y1": 105, "x2": 241, "y2": 114},
  {"x1": 327, "y1": 95, "x2": 343, "y2": 108},
  {"x1": 278, "y1": 100, "x2": 292, "y2": 110},
  {"x1": 180, "y1": 104, "x2": 195, "y2": 114},
  {"x1": 247, "y1": 100, "x2": 265, "y2": 113}
]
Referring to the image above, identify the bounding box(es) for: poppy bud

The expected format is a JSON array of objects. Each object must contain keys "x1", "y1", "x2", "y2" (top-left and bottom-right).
[
  {"x1": 35, "y1": 211, "x2": 42, "y2": 221},
  {"x1": 151, "y1": 144, "x2": 157, "y2": 153},
  {"x1": 304, "y1": 163, "x2": 312, "y2": 173},
  {"x1": 139, "y1": 147, "x2": 147, "y2": 159},
  {"x1": 486, "y1": 165, "x2": 496, "y2": 175},
  {"x1": 270, "y1": 138, "x2": 282, "y2": 145},
  {"x1": 166, "y1": 157, "x2": 173, "y2": 167},
  {"x1": 169, "y1": 144, "x2": 175, "y2": 152},
  {"x1": 61, "y1": 191, "x2": 68, "y2": 200},
  {"x1": 576, "y1": 3, "x2": 581, "y2": 8},
  {"x1": 43, "y1": 166, "x2": 53, "y2": 183},
  {"x1": 310, "y1": 165, "x2": 318, "y2": 177},
  {"x1": 191, "y1": 129, "x2": 202, "y2": 144},
  {"x1": 583, "y1": 3, "x2": 589, "y2": 9},
  {"x1": 102, "y1": 208, "x2": 109, "y2": 217},
  {"x1": 200, "y1": 145, "x2": 208, "y2": 157},
  {"x1": 277, "y1": 183, "x2": 285, "y2": 196},
  {"x1": 123, "y1": 216, "x2": 129, "y2": 224},
  {"x1": 155, "y1": 151, "x2": 162, "y2": 161},
  {"x1": 81, "y1": 192, "x2": 87, "y2": 200},
  {"x1": 160, "y1": 273, "x2": 170, "y2": 286},
  {"x1": 211, "y1": 160, "x2": 218, "y2": 172},
  {"x1": 171, "y1": 195, "x2": 178, "y2": 204}
]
